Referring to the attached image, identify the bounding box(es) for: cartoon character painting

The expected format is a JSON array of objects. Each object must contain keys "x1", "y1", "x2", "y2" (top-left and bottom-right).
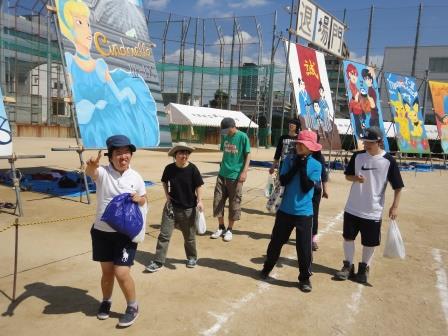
[
  {"x1": 55, "y1": 0, "x2": 160, "y2": 148},
  {"x1": 343, "y1": 61, "x2": 389, "y2": 151},
  {"x1": 385, "y1": 73, "x2": 429, "y2": 153},
  {"x1": 428, "y1": 81, "x2": 448, "y2": 153}
]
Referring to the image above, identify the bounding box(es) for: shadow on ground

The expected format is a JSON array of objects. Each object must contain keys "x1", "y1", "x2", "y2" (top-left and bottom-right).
[{"x1": 1, "y1": 282, "x2": 101, "y2": 317}]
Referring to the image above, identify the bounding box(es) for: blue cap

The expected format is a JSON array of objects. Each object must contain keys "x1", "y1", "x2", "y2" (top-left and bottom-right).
[{"x1": 106, "y1": 135, "x2": 136, "y2": 152}]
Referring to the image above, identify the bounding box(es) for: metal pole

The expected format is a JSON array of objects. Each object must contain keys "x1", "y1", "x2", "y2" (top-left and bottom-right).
[
  {"x1": 227, "y1": 17, "x2": 236, "y2": 110},
  {"x1": 267, "y1": 11, "x2": 277, "y2": 147},
  {"x1": 255, "y1": 17, "x2": 263, "y2": 148},
  {"x1": 47, "y1": 12, "x2": 52, "y2": 125},
  {"x1": 235, "y1": 20, "x2": 243, "y2": 109},
  {"x1": 411, "y1": 3, "x2": 422, "y2": 77},
  {"x1": 281, "y1": 0, "x2": 295, "y2": 133},
  {"x1": 13, "y1": 218, "x2": 19, "y2": 301},
  {"x1": 422, "y1": 70, "x2": 429, "y2": 123},
  {"x1": 190, "y1": 17, "x2": 199, "y2": 106},
  {"x1": 50, "y1": 0, "x2": 90, "y2": 203},
  {"x1": 200, "y1": 18, "x2": 205, "y2": 106},
  {"x1": 161, "y1": 14, "x2": 171, "y2": 91},
  {"x1": 213, "y1": 20, "x2": 224, "y2": 101},
  {"x1": 365, "y1": 5, "x2": 374, "y2": 65}
]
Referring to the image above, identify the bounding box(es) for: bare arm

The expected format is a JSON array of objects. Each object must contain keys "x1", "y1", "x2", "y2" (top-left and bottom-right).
[
  {"x1": 162, "y1": 182, "x2": 171, "y2": 202},
  {"x1": 84, "y1": 150, "x2": 102, "y2": 181},
  {"x1": 196, "y1": 185, "x2": 204, "y2": 211},
  {"x1": 389, "y1": 188, "x2": 402, "y2": 220},
  {"x1": 239, "y1": 152, "x2": 251, "y2": 183},
  {"x1": 345, "y1": 174, "x2": 365, "y2": 183},
  {"x1": 269, "y1": 159, "x2": 279, "y2": 174},
  {"x1": 131, "y1": 193, "x2": 147, "y2": 206}
]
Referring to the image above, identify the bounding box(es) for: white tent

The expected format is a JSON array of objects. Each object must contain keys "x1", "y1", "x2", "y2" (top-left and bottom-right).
[
  {"x1": 165, "y1": 103, "x2": 259, "y2": 129},
  {"x1": 334, "y1": 118, "x2": 439, "y2": 140}
]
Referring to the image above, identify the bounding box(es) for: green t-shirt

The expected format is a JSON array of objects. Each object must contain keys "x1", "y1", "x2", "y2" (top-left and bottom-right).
[{"x1": 219, "y1": 130, "x2": 251, "y2": 180}]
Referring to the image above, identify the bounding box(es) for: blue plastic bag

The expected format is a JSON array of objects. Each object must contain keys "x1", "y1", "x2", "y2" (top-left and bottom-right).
[{"x1": 101, "y1": 193, "x2": 143, "y2": 241}]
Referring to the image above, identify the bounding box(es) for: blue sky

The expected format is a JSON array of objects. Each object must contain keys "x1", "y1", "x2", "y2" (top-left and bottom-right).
[{"x1": 144, "y1": 0, "x2": 448, "y2": 63}]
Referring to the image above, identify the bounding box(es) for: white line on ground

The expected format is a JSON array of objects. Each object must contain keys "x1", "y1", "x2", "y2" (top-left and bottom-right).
[
  {"x1": 200, "y1": 211, "x2": 345, "y2": 336},
  {"x1": 432, "y1": 248, "x2": 448, "y2": 329},
  {"x1": 347, "y1": 285, "x2": 364, "y2": 323}
]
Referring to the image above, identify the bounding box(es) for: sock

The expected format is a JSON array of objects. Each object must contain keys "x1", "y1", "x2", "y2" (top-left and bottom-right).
[
  {"x1": 127, "y1": 301, "x2": 138, "y2": 309},
  {"x1": 219, "y1": 224, "x2": 225, "y2": 230},
  {"x1": 362, "y1": 246, "x2": 375, "y2": 266},
  {"x1": 102, "y1": 298, "x2": 111, "y2": 303},
  {"x1": 343, "y1": 240, "x2": 355, "y2": 264}
]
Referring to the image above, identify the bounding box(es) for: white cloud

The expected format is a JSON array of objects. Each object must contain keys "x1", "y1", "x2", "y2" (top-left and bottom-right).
[
  {"x1": 196, "y1": 0, "x2": 216, "y2": 6},
  {"x1": 229, "y1": 0, "x2": 269, "y2": 9},
  {"x1": 143, "y1": 0, "x2": 170, "y2": 10}
]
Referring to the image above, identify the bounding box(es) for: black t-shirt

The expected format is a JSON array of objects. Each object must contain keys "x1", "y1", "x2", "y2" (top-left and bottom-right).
[
  {"x1": 274, "y1": 135, "x2": 297, "y2": 160},
  {"x1": 161, "y1": 162, "x2": 204, "y2": 209}
]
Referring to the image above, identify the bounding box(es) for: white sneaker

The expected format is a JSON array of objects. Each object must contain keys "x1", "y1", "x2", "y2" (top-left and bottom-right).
[
  {"x1": 223, "y1": 230, "x2": 233, "y2": 242},
  {"x1": 210, "y1": 228, "x2": 224, "y2": 239}
]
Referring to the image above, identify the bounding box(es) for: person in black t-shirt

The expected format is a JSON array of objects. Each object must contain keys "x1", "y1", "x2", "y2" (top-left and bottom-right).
[
  {"x1": 145, "y1": 142, "x2": 204, "y2": 272},
  {"x1": 269, "y1": 118, "x2": 302, "y2": 174}
]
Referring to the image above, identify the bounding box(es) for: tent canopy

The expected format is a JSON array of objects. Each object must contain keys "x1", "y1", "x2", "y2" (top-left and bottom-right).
[
  {"x1": 334, "y1": 118, "x2": 439, "y2": 140},
  {"x1": 166, "y1": 103, "x2": 258, "y2": 129}
]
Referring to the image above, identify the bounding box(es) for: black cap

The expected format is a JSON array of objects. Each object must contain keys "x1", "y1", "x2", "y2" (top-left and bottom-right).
[
  {"x1": 106, "y1": 135, "x2": 136, "y2": 152},
  {"x1": 220, "y1": 117, "x2": 236, "y2": 135},
  {"x1": 360, "y1": 127, "x2": 383, "y2": 142}
]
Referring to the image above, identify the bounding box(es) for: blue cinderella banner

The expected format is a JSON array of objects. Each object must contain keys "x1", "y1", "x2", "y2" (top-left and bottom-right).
[
  {"x1": 0, "y1": 88, "x2": 13, "y2": 156},
  {"x1": 55, "y1": 0, "x2": 170, "y2": 148}
]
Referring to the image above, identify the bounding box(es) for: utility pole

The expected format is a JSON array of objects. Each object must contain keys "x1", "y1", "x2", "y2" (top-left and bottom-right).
[
  {"x1": 365, "y1": 5, "x2": 374, "y2": 65},
  {"x1": 411, "y1": 3, "x2": 422, "y2": 77},
  {"x1": 267, "y1": 10, "x2": 277, "y2": 147}
]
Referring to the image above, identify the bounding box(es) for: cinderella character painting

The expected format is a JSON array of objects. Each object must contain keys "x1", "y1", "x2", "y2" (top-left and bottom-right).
[{"x1": 55, "y1": 0, "x2": 160, "y2": 148}]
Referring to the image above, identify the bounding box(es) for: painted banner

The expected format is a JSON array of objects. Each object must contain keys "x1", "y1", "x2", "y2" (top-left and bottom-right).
[
  {"x1": 0, "y1": 89, "x2": 13, "y2": 156},
  {"x1": 428, "y1": 81, "x2": 448, "y2": 153},
  {"x1": 384, "y1": 73, "x2": 429, "y2": 153},
  {"x1": 287, "y1": 42, "x2": 334, "y2": 133},
  {"x1": 55, "y1": 0, "x2": 169, "y2": 148},
  {"x1": 342, "y1": 60, "x2": 389, "y2": 151}
]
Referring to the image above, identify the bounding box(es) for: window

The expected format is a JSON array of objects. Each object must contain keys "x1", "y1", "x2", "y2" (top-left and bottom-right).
[
  {"x1": 429, "y1": 57, "x2": 448, "y2": 73},
  {"x1": 52, "y1": 98, "x2": 66, "y2": 116}
]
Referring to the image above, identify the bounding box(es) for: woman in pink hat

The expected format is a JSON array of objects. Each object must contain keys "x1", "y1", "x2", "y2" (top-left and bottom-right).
[{"x1": 261, "y1": 130, "x2": 322, "y2": 293}]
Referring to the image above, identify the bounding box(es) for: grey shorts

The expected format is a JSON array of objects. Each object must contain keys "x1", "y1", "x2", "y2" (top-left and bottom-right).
[{"x1": 213, "y1": 175, "x2": 243, "y2": 221}]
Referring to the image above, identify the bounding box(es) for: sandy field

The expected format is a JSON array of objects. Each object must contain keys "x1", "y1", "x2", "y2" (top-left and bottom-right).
[{"x1": 0, "y1": 137, "x2": 447, "y2": 336}]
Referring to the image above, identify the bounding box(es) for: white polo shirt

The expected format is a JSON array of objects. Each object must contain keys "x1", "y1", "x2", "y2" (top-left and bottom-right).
[
  {"x1": 344, "y1": 150, "x2": 404, "y2": 220},
  {"x1": 94, "y1": 164, "x2": 147, "y2": 232}
]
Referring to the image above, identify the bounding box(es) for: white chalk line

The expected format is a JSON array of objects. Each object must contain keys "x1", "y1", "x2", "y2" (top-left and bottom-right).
[
  {"x1": 346, "y1": 285, "x2": 364, "y2": 323},
  {"x1": 200, "y1": 211, "x2": 345, "y2": 336},
  {"x1": 432, "y1": 248, "x2": 448, "y2": 330}
]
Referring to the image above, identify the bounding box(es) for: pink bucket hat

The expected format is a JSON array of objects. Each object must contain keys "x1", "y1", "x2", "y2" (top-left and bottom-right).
[{"x1": 297, "y1": 130, "x2": 322, "y2": 152}]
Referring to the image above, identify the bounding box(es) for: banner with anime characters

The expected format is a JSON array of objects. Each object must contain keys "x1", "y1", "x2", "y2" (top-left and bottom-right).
[
  {"x1": 428, "y1": 81, "x2": 448, "y2": 153},
  {"x1": 385, "y1": 73, "x2": 429, "y2": 153},
  {"x1": 287, "y1": 42, "x2": 334, "y2": 133},
  {"x1": 55, "y1": 0, "x2": 170, "y2": 148},
  {"x1": 0, "y1": 88, "x2": 13, "y2": 156},
  {"x1": 342, "y1": 60, "x2": 389, "y2": 151}
]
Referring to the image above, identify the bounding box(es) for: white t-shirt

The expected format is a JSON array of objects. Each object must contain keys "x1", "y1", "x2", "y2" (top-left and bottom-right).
[
  {"x1": 94, "y1": 164, "x2": 147, "y2": 232},
  {"x1": 344, "y1": 150, "x2": 404, "y2": 220}
]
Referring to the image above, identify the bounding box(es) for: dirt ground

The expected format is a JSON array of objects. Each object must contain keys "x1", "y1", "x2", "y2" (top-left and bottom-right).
[{"x1": 0, "y1": 137, "x2": 447, "y2": 336}]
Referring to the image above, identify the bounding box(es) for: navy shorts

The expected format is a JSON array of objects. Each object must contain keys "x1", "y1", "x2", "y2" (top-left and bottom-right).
[
  {"x1": 90, "y1": 227, "x2": 137, "y2": 266},
  {"x1": 343, "y1": 212, "x2": 382, "y2": 247}
]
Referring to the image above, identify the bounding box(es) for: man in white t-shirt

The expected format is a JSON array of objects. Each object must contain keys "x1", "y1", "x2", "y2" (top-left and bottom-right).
[
  {"x1": 334, "y1": 127, "x2": 404, "y2": 284},
  {"x1": 85, "y1": 135, "x2": 147, "y2": 328}
]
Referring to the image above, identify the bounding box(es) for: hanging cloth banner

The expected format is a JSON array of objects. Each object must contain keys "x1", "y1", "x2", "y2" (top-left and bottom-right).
[
  {"x1": 55, "y1": 0, "x2": 165, "y2": 148},
  {"x1": 428, "y1": 80, "x2": 448, "y2": 153},
  {"x1": 342, "y1": 60, "x2": 389, "y2": 151},
  {"x1": 0, "y1": 88, "x2": 13, "y2": 156},
  {"x1": 287, "y1": 42, "x2": 334, "y2": 133},
  {"x1": 384, "y1": 73, "x2": 429, "y2": 153}
]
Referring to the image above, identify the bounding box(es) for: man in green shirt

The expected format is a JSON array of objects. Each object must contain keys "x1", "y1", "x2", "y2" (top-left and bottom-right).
[{"x1": 211, "y1": 117, "x2": 251, "y2": 242}]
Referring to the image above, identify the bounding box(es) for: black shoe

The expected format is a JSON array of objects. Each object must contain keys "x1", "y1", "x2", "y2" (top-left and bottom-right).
[
  {"x1": 298, "y1": 279, "x2": 312, "y2": 293},
  {"x1": 356, "y1": 262, "x2": 370, "y2": 284},
  {"x1": 260, "y1": 268, "x2": 270, "y2": 280},
  {"x1": 334, "y1": 260, "x2": 356, "y2": 281},
  {"x1": 97, "y1": 300, "x2": 111, "y2": 320}
]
